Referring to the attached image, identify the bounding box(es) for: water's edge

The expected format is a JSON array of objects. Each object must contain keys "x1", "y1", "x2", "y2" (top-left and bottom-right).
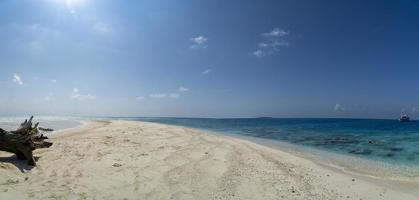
[
  {"x1": 0, "y1": 116, "x2": 84, "y2": 134},
  {"x1": 127, "y1": 119, "x2": 419, "y2": 183}
]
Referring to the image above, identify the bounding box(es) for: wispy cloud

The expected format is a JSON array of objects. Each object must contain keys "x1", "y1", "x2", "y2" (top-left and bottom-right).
[
  {"x1": 150, "y1": 93, "x2": 180, "y2": 99},
  {"x1": 71, "y1": 88, "x2": 96, "y2": 101},
  {"x1": 51, "y1": 79, "x2": 57, "y2": 83},
  {"x1": 252, "y1": 28, "x2": 290, "y2": 58},
  {"x1": 150, "y1": 93, "x2": 167, "y2": 98},
  {"x1": 252, "y1": 50, "x2": 264, "y2": 57},
  {"x1": 201, "y1": 69, "x2": 212, "y2": 75},
  {"x1": 149, "y1": 85, "x2": 190, "y2": 99},
  {"x1": 258, "y1": 41, "x2": 289, "y2": 48},
  {"x1": 190, "y1": 35, "x2": 208, "y2": 49},
  {"x1": 135, "y1": 96, "x2": 145, "y2": 100},
  {"x1": 150, "y1": 89, "x2": 185, "y2": 99},
  {"x1": 13, "y1": 73, "x2": 23, "y2": 85},
  {"x1": 262, "y1": 28, "x2": 289, "y2": 37},
  {"x1": 334, "y1": 103, "x2": 345, "y2": 112},
  {"x1": 258, "y1": 43, "x2": 269, "y2": 48},
  {"x1": 169, "y1": 93, "x2": 180, "y2": 99},
  {"x1": 179, "y1": 87, "x2": 189, "y2": 92}
]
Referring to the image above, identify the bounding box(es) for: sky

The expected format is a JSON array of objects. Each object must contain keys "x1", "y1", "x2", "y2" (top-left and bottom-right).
[{"x1": 1, "y1": 0, "x2": 419, "y2": 118}]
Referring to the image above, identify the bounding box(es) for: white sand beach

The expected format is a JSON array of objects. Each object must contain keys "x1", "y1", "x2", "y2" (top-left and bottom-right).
[{"x1": 0, "y1": 120, "x2": 418, "y2": 200}]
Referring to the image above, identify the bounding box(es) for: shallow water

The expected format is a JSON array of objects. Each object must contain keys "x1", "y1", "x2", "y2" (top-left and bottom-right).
[
  {"x1": 232, "y1": 134, "x2": 419, "y2": 181},
  {"x1": 0, "y1": 116, "x2": 82, "y2": 133},
  {"x1": 122, "y1": 117, "x2": 419, "y2": 167}
]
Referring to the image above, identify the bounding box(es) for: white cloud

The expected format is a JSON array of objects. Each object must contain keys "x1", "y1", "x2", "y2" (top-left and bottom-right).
[
  {"x1": 334, "y1": 103, "x2": 345, "y2": 112},
  {"x1": 179, "y1": 87, "x2": 189, "y2": 92},
  {"x1": 258, "y1": 43, "x2": 269, "y2": 48},
  {"x1": 72, "y1": 93, "x2": 96, "y2": 101},
  {"x1": 13, "y1": 73, "x2": 23, "y2": 85},
  {"x1": 51, "y1": 79, "x2": 57, "y2": 83},
  {"x1": 201, "y1": 69, "x2": 212, "y2": 75},
  {"x1": 191, "y1": 36, "x2": 207, "y2": 44},
  {"x1": 262, "y1": 28, "x2": 289, "y2": 37},
  {"x1": 190, "y1": 35, "x2": 208, "y2": 48},
  {"x1": 150, "y1": 93, "x2": 167, "y2": 98},
  {"x1": 150, "y1": 92, "x2": 181, "y2": 99},
  {"x1": 259, "y1": 41, "x2": 289, "y2": 49},
  {"x1": 135, "y1": 96, "x2": 145, "y2": 100},
  {"x1": 252, "y1": 50, "x2": 264, "y2": 57},
  {"x1": 150, "y1": 87, "x2": 188, "y2": 99},
  {"x1": 71, "y1": 88, "x2": 96, "y2": 101},
  {"x1": 252, "y1": 28, "x2": 290, "y2": 58},
  {"x1": 169, "y1": 93, "x2": 180, "y2": 99}
]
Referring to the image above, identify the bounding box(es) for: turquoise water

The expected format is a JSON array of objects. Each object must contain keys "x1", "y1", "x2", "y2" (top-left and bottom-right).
[{"x1": 125, "y1": 117, "x2": 419, "y2": 166}]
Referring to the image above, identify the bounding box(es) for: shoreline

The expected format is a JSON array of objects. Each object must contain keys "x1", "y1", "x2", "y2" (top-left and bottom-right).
[
  {"x1": 113, "y1": 120, "x2": 419, "y2": 198},
  {"x1": 0, "y1": 120, "x2": 418, "y2": 199},
  {"x1": 131, "y1": 120, "x2": 419, "y2": 182},
  {"x1": 234, "y1": 134, "x2": 419, "y2": 181},
  {"x1": 47, "y1": 120, "x2": 88, "y2": 135},
  {"x1": 118, "y1": 121, "x2": 419, "y2": 195},
  {"x1": 141, "y1": 121, "x2": 419, "y2": 191}
]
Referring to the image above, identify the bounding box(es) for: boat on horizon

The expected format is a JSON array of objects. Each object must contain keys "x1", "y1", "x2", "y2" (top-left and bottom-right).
[{"x1": 399, "y1": 114, "x2": 410, "y2": 122}]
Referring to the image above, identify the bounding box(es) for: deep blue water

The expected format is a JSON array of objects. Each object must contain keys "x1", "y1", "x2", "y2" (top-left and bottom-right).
[{"x1": 124, "y1": 117, "x2": 419, "y2": 166}]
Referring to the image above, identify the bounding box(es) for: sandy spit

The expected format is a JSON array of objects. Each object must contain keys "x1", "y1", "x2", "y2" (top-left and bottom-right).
[{"x1": 0, "y1": 120, "x2": 418, "y2": 200}]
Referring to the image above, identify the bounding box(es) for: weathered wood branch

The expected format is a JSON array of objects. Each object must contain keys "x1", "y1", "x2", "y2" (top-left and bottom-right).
[{"x1": 0, "y1": 116, "x2": 53, "y2": 166}]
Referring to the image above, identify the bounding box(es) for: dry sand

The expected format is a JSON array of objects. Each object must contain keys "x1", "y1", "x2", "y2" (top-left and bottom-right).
[{"x1": 0, "y1": 120, "x2": 418, "y2": 200}]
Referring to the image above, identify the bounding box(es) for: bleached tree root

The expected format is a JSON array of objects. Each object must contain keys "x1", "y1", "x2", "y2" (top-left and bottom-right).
[{"x1": 0, "y1": 116, "x2": 53, "y2": 166}]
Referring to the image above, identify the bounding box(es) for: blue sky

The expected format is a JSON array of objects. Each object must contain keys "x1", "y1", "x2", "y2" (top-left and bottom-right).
[{"x1": 1, "y1": 0, "x2": 419, "y2": 118}]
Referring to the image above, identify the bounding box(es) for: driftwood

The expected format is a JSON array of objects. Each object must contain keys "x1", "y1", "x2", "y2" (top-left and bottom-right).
[{"x1": 0, "y1": 116, "x2": 53, "y2": 166}]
